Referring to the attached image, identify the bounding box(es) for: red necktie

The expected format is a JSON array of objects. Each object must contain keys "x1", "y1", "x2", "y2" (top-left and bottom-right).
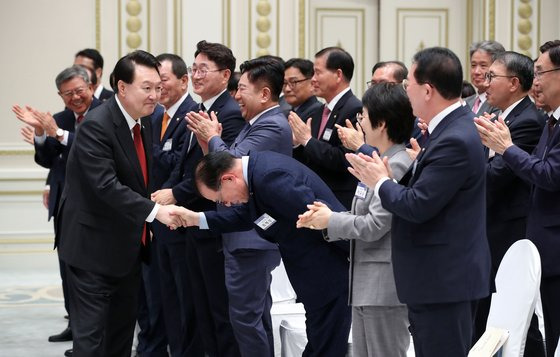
[
  {"x1": 472, "y1": 96, "x2": 481, "y2": 113},
  {"x1": 133, "y1": 123, "x2": 148, "y2": 245},
  {"x1": 160, "y1": 112, "x2": 170, "y2": 140},
  {"x1": 318, "y1": 106, "x2": 331, "y2": 139},
  {"x1": 76, "y1": 115, "x2": 84, "y2": 124}
]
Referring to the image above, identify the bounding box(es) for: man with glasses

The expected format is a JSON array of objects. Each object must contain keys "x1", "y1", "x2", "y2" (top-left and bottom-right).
[
  {"x1": 475, "y1": 40, "x2": 560, "y2": 357},
  {"x1": 283, "y1": 58, "x2": 322, "y2": 121},
  {"x1": 465, "y1": 41, "x2": 505, "y2": 116},
  {"x1": 12, "y1": 65, "x2": 101, "y2": 353},
  {"x1": 474, "y1": 51, "x2": 545, "y2": 355},
  {"x1": 367, "y1": 60, "x2": 408, "y2": 88},
  {"x1": 186, "y1": 56, "x2": 292, "y2": 357},
  {"x1": 288, "y1": 47, "x2": 362, "y2": 209},
  {"x1": 154, "y1": 40, "x2": 244, "y2": 357},
  {"x1": 347, "y1": 47, "x2": 491, "y2": 356}
]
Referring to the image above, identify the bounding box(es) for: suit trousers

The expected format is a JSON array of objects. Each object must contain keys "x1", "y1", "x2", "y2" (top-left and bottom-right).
[
  {"x1": 66, "y1": 262, "x2": 140, "y2": 357},
  {"x1": 351, "y1": 305, "x2": 410, "y2": 357},
  {"x1": 302, "y1": 292, "x2": 352, "y2": 357},
  {"x1": 184, "y1": 230, "x2": 240, "y2": 357},
  {"x1": 408, "y1": 300, "x2": 476, "y2": 357},
  {"x1": 541, "y1": 275, "x2": 560, "y2": 356},
  {"x1": 136, "y1": 238, "x2": 168, "y2": 357},
  {"x1": 157, "y1": 236, "x2": 203, "y2": 357},
  {"x1": 224, "y1": 248, "x2": 281, "y2": 357}
]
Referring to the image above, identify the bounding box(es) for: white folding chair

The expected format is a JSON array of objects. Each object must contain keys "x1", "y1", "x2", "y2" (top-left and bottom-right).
[{"x1": 470, "y1": 239, "x2": 542, "y2": 357}]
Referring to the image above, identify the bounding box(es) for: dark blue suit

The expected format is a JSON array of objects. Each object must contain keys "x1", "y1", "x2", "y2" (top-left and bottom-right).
[
  {"x1": 208, "y1": 106, "x2": 292, "y2": 356},
  {"x1": 204, "y1": 151, "x2": 351, "y2": 357},
  {"x1": 378, "y1": 104, "x2": 491, "y2": 356},
  {"x1": 34, "y1": 98, "x2": 102, "y2": 318},
  {"x1": 293, "y1": 89, "x2": 362, "y2": 209},
  {"x1": 293, "y1": 95, "x2": 322, "y2": 121},
  {"x1": 164, "y1": 90, "x2": 244, "y2": 357},
  {"x1": 138, "y1": 95, "x2": 202, "y2": 357},
  {"x1": 502, "y1": 108, "x2": 560, "y2": 356}
]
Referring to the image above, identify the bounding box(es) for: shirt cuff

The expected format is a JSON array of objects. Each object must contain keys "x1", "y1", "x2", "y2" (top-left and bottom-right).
[
  {"x1": 374, "y1": 176, "x2": 391, "y2": 197},
  {"x1": 199, "y1": 212, "x2": 209, "y2": 229},
  {"x1": 146, "y1": 203, "x2": 159, "y2": 223},
  {"x1": 59, "y1": 130, "x2": 69, "y2": 146},
  {"x1": 34, "y1": 133, "x2": 47, "y2": 145}
]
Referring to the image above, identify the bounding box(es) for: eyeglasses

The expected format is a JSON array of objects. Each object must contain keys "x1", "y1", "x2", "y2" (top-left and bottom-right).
[
  {"x1": 283, "y1": 78, "x2": 311, "y2": 89},
  {"x1": 484, "y1": 72, "x2": 517, "y2": 83},
  {"x1": 401, "y1": 79, "x2": 431, "y2": 90},
  {"x1": 356, "y1": 113, "x2": 364, "y2": 123},
  {"x1": 187, "y1": 66, "x2": 225, "y2": 78},
  {"x1": 366, "y1": 80, "x2": 397, "y2": 88},
  {"x1": 534, "y1": 67, "x2": 560, "y2": 79},
  {"x1": 59, "y1": 86, "x2": 88, "y2": 99}
]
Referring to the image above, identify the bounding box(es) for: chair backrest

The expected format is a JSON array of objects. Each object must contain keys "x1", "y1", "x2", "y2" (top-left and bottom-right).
[{"x1": 487, "y1": 239, "x2": 541, "y2": 357}]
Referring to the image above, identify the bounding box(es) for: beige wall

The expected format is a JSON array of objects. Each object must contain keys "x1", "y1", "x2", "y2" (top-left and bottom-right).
[{"x1": 1, "y1": 0, "x2": 559, "y2": 257}]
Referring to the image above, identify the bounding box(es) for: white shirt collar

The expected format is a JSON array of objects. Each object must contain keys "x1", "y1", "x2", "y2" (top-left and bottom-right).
[
  {"x1": 249, "y1": 105, "x2": 279, "y2": 125},
  {"x1": 500, "y1": 97, "x2": 525, "y2": 120},
  {"x1": 477, "y1": 92, "x2": 488, "y2": 104},
  {"x1": 93, "y1": 85, "x2": 104, "y2": 99},
  {"x1": 552, "y1": 106, "x2": 560, "y2": 120},
  {"x1": 242, "y1": 156, "x2": 249, "y2": 185},
  {"x1": 74, "y1": 107, "x2": 91, "y2": 120},
  {"x1": 165, "y1": 92, "x2": 189, "y2": 119},
  {"x1": 428, "y1": 101, "x2": 462, "y2": 134},
  {"x1": 115, "y1": 95, "x2": 140, "y2": 132},
  {"x1": 202, "y1": 89, "x2": 227, "y2": 111},
  {"x1": 326, "y1": 87, "x2": 351, "y2": 111}
]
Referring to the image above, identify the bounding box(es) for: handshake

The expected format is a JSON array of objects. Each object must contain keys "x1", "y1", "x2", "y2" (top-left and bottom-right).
[{"x1": 151, "y1": 188, "x2": 200, "y2": 230}]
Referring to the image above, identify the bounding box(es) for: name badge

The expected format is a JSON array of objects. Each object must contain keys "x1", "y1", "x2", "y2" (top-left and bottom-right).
[
  {"x1": 255, "y1": 213, "x2": 277, "y2": 230},
  {"x1": 354, "y1": 182, "x2": 368, "y2": 200},
  {"x1": 322, "y1": 128, "x2": 333, "y2": 141},
  {"x1": 162, "y1": 139, "x2": 173, "y2": 151}
]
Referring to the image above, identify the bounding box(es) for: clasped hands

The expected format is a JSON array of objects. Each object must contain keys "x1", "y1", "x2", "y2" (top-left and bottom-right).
[{"x1": 473, "y1": 113, "x2": 513, "y2": 155}]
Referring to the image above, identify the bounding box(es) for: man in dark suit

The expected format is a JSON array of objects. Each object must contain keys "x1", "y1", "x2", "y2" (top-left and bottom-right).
[
  {"x1": 56, "y1": 50, "x2": 180, "y2": 357},
  {"x1": 187, "y1": 57, "x2": 292, "y2": 356},
  {"x1": 152, "y1": 40, "x2": 244, "y2": 357},
  {"x1": 465, "y1": 41, "x2": 505, "y2": 116},
  {"x1": 170, "y1": 151, "x2": 351, "y2": 357},
  {"x1": 136, "y1": 53, "x2": 202, "y2": 357},
  {"x1": 12, "y1": 65, "x2": 101, "y2": 347},
  {"x1": 475, "y1": 40, "x2": 560, "y2": 357},
  {"x1": 288, "y1": 47, "x2": 362, "y2": 209},
  {"x1": 473, "y1": 51, "x2": 545, "y2": 353},
  {"x1": 74, "y1": 48, "x2": 114, "y2": 101},
  {"x1": 283, "y1": 58, "x2": 322, "y2": 121},
  {"x1": 347, "y1": 47, "x2": 491, "y2": 356}
]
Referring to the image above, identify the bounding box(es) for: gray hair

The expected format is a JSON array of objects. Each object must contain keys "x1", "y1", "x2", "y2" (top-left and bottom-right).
[
  {"x1": 469, "y1": 41, "x2": 506, "y2": 61},
  {"x1": 55, "y1": 65, "x2": 90, "y2": 90}
]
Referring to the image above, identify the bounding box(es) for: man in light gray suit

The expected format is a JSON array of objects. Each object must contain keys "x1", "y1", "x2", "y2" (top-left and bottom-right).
[
  {"x1": 297, "y1": 83, "x2": 414, "y2": 357},
  {"x1": 465, "y1": 40, "x2": 505, "y2": 116},
  {"x1": 187, "y1": 57, "x2": 292, "y2": 357}
]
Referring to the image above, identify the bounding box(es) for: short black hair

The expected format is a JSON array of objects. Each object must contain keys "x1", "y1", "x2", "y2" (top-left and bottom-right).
[
  {"x1": 112, "y1": 50, "x2": 160, "y2": 86},
  {"x1": 258, "y1": 55, "x2": 285, "y2": 66},
  {"x1": 156, "y1": 53, "x2": 188, "y2": 78},
  {"x1": 315, "y1": 47, "x2": 354, "y2": 82},
  {"x1": 194, "y1": 40, "x2": 236, "y2": 74},
  {"x1": 362, "y1": 83, "x2": 414, "y2": 144},
  {"x1": 285, "y1": 58, "x2": 314, "y2": 78},
  {"x1": 239, "y1": 57, "x2": 285, "y2": 101},
  {"x1": 371, "y1": 61, "x2": 408, "y2": 83},
  {"x1": 228, "y1": 71, "x2": 242, "y2": 93},
  {"x1": 539, "y1": 40, "x2": 560, "y2": 66},
  {"x1": 494, "y1": 51, "x2": 534, "y2": 92},
  {"x1": 461, "y1": 81, "x2": 476, "y2": 98},
  {"x1": 195, "y1": 151, "x2": 237, "y2": 191},
  {"x1": 413, "y1": 47, "x2": 462, "y2": 100},
  {"x1": 75, "y1": 48, "x2": 104, "y2": 69}
]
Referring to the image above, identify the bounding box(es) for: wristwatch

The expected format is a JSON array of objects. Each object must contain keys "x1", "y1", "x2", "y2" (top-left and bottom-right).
[{"x1": 55, "y1": 128, "x2": 64, "y2": 139}]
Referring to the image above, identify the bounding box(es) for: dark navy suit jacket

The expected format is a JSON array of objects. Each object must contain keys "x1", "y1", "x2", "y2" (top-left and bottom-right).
[
  {"x1": 293, "y1": 89, "x2": 362, "y2": 209},
  {"x1": 378, "y1": 104, "x2": 491, "y2": 305},
  {"x1": 486, "y1": 96, "x2": 544, "y2": 268},
  {"x1": 34, "y1": 98, "x2": 102, "y2": 220},
  {"x1": 293, "y1": 95, "x2": 322, "y2": 121},
  {"x1": 204, "y1": 151, "x2": 349, "y2": 309},
  {"x1": 503, "y1": 109, "x2": 560, "y2": 277},
  {"x1": 208, "y1": 106, "x2": 293, "y2": 251}
]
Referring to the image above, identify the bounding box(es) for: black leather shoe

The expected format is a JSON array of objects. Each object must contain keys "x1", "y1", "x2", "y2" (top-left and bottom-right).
[
  {"x1": 64, "y1": 348, "x2": 73, "y2": 356},
  {"x1": 48, "y1": 327, "x2": 72, "y2": 342}
]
